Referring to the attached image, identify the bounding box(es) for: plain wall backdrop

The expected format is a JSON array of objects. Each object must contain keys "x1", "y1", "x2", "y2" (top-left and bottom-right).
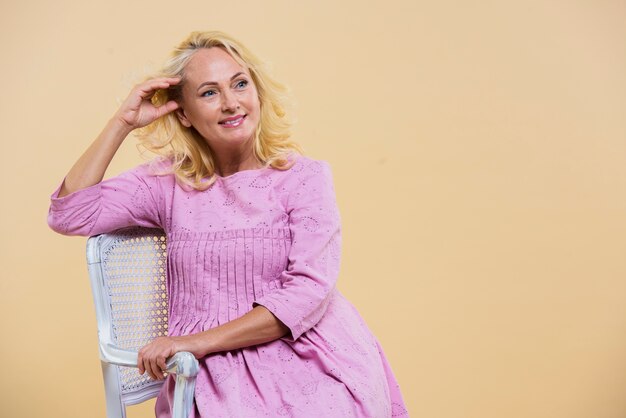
[{"x1": 1, "y1": 0, "x2": 625, "y2": 417}]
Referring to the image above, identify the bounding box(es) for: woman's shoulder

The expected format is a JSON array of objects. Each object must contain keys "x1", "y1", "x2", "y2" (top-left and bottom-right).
[
  {"x1": 270, "y1": 154, "x2": 335, "y2": 197},
  {"x1": 280, "y1": 153, "x2": 331, "y2": 176},
  {"x1": 128, "y1": 153, "x2": 332, "y2": 188},
  {"x1": 147, "y1": 154, "x2": 176, "y2": 171},
  {"x1": 109, "y1": 156, "x2": 177, "y2": 193},
  {"x1": 136, "y1": 153, "x2": 329, "y2": 177},
  {"x1": 129, "y1": 155, "x2": 176, "y2": 178}
]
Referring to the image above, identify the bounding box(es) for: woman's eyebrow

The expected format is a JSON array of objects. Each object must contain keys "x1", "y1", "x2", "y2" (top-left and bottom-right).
[{"x1": 196, "y1": 72, "x2": 246, "y2": 91}]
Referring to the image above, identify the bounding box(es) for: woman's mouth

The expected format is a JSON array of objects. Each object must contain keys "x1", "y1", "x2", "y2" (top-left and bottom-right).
[{"x1": 220, "y1": 115, "x2": 247, "y2": 128}]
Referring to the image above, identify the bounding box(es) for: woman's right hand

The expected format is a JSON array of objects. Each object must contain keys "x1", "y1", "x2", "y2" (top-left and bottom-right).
[{"x1": 113, "y1": 77, "x2": 181, "y2": 131}]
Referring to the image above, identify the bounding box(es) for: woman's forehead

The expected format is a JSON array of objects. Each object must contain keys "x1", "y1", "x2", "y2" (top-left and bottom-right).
[{"x1": 184, "y1": 48, "x2": 249, "y2": 84}]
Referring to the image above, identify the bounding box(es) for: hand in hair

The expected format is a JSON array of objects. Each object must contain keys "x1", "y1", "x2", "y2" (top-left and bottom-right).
[{"x1": 114, "y1": 77, "x2": 181, "y2": 131}]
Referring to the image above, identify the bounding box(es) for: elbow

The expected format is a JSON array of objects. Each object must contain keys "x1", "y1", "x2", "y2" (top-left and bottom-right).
[
  {"x1": 297, "y1": 288, "x2": 335, "y2": 334},
  {"x1": 47, "y1": 209, "x2": 93, "y2": 237},
  {"x1": 276, "y1": 317, "x2": 292, "y2": 340},
  {"x1": 47, "y1": 210, "x2": 67, "y2": 235}
]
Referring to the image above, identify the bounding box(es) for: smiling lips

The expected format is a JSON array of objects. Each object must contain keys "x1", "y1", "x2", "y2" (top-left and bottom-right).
[{"x1": 220, "y1": 114, "x2": 246, "y2": 128}]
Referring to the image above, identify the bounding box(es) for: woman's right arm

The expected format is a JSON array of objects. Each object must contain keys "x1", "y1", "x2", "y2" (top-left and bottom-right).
[
  {"x1": 56, "y1": 117, "x2": 132, "y2": 198},
  {"x1": 57, "y1": 77, "x2": 181, "y2": 198},
  {"x1": 48, "y1": 77, "x2": 181, "y2": 236}
]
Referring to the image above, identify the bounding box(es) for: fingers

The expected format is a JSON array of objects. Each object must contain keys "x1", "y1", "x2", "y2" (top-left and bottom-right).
[
  {"x1": 141, "y1": 355, "x2": 164, "y2": 380},
  {"x1": 138, "y1": 343, "x2": 170, "y2": 381},
  {"x1": 138, "y1": 349, "x2": 148, "y2": 377},
  {"x1": 117, "y1": 77, "x2": 182, "y2": 130},
  {"x1": 157, "y1": 356, "x2": 168, "y2": 374},
  {"x1": 136, "y1": 77, "x2": 181, "y2": 98},
  {"x1": 146, "y1": 356, "x2": 163, "y2": 380},
  {"x1": 137, "y1": 352, "x2": 144, "y2": 375},
  {"x1": 155, "y1": 100, "x2": 180, "y2": 118}
]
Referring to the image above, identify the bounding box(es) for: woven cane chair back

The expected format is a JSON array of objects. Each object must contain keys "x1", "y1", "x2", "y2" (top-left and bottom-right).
[
  {"x1": 87, "y1": 227, "x2": 189, "y2": 417},
  {"x1": 99, "y1": 227, "x2": 168, "y2": 395}
]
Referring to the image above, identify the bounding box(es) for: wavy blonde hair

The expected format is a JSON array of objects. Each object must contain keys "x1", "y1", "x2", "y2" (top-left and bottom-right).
[{"x1": 134, "y1": 30, "x2": 304, "y2": 190}]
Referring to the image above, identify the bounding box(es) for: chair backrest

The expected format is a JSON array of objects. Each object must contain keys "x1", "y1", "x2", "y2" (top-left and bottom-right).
[{"x1": 86, "y1": 227, "x2": 169, "y2": 416}]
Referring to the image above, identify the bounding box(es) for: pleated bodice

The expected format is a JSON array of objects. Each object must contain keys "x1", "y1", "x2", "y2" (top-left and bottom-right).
[{"x1": 166, "y1": 227, "x2": 292, "y2": 336}]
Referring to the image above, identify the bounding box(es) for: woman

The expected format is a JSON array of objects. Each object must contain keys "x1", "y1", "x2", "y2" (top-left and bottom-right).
[{"x1": 47, "y1": 30, "x2": 408, "y2": 417}]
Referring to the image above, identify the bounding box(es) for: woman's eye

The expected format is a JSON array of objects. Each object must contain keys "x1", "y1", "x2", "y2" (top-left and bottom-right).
[
  {"x1": 236, "y1": 80, "x2": 248, "y2": 88},
  {"x1": 201, "y1": 90, "x2": 216, "y2": 97}
]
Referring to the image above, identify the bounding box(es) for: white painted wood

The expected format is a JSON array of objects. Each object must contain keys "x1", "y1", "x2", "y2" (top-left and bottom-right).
[{"x1": 86, "y1": 227, "x2": 199, "y2": 418}]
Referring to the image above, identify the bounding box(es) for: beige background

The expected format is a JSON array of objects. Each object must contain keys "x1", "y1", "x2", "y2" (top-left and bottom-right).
[{"x1": 1, "y1": 0, "x2": 625, "y2": 417}]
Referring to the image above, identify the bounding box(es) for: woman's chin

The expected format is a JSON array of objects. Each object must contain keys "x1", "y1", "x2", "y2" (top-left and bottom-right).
[{"x1": 213, "y1": 133, "x2": 256, "y2": 147}]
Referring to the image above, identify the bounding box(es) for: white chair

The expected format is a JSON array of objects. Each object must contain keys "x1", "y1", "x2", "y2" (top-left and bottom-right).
[{"x1": 86, "y1": 226, "x2": 199, "y2": 418}]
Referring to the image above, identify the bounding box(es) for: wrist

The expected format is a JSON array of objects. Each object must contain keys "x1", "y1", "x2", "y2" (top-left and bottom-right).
[
  {"x1": 195, "y1": 330, "x2": 219, "y2": 357},
  {"x1": 174, "y1": 333, "x2": 214, "y2": 358},
  {"x1": 108, "y1": 115, "x2": 134, "y2": 137}
]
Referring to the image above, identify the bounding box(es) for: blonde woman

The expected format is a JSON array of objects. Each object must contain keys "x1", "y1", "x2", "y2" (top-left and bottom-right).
[{"x1": 47, "y1": 30, "x2": 408, "y2": 417}]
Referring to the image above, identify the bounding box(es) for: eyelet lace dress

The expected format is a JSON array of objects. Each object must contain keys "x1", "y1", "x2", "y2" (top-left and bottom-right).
[{"x1": 47, "y1": 153, "x2": 409, "y2": 417}]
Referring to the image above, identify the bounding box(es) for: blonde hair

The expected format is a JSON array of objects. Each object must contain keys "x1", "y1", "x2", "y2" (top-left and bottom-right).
[{"x1": 134, "y1": 30, "x2": 304, "y2": 190}]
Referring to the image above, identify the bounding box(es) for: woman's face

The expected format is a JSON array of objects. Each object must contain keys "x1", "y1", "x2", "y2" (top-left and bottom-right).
[{"x1": 176, "y1": 47, "x2": 261, "y2": 153}]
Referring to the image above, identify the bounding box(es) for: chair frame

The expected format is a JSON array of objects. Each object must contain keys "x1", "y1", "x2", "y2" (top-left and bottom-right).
[{"x1": 86, "y1": 227, "x2": 199, "y2": 418}]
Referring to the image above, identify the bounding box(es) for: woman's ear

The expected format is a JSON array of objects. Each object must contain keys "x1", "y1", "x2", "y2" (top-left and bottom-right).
[{"x1": 175, "y1": 107, "x2": 192, "y2": 128}]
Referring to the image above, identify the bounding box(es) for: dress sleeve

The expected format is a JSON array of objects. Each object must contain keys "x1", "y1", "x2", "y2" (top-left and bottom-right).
[
  {"x1": 47, "y1": 162, "x2": 163, "y2": 237},
  {"x1": 252, "y1": 160, "x2": 342, "y2": 342}
]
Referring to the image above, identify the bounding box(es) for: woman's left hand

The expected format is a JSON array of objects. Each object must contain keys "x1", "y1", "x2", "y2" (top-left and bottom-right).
[{"x1": 137, "y1": 334, "x2": 206, "y2": 380}]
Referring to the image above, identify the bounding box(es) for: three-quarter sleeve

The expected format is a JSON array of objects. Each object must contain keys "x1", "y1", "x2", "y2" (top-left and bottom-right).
[
  {"x1": 252, "y1": 160, "x2": 342, "y2": 342},
  {"x1": 47, "y1": 162, "x2": 163, "y2": 237}
]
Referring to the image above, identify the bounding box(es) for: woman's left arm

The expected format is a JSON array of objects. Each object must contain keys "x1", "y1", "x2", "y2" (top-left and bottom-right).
[{"x1": 137, "y1": 305, "x2": 289, "y2": 380}]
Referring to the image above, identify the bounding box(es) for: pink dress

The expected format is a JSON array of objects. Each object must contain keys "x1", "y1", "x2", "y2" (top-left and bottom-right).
[{"x1": 47, "y1": 153, "x2": 409, "y2": 417}]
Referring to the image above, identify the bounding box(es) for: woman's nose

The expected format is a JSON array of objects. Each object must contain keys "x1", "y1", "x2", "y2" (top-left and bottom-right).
[{"x1": 221, "y1": 90, "x2": 239, "y2": 112}]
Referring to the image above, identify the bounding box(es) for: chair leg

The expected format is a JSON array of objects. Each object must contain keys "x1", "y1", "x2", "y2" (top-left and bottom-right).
[
  {"x1": 171, "y1": 374, "x2": 197, "y2": 418},
  {"x1": 101, "y1": 361, "x2": 126, "y2": 418}
]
